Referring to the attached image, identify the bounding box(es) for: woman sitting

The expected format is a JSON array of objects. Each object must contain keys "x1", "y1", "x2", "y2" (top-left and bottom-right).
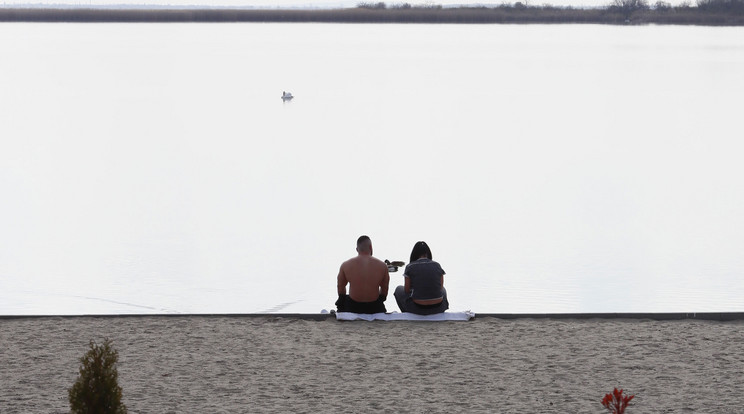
[{"x1": 394, "y1": 241, "x2": 449, "y2": 315}]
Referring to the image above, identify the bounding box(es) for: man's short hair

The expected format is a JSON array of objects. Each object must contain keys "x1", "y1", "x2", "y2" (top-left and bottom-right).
[{"x1": 356, "y1": 235, "x2": 372, "y2": 252}]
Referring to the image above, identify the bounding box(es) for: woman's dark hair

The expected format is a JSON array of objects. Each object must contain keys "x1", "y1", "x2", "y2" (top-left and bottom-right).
[{"x1": 409, "y1": 241, "x2": 432, "y2": 264}]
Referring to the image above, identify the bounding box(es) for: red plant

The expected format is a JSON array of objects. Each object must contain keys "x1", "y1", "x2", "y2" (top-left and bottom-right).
[{"x1": 601, "y1": 388, "x2": 635, "y2": 414}]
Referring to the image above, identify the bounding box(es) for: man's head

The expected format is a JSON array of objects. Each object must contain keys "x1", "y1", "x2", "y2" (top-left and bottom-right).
[{"x1": 356, "y1": 235, "x2": 372, "y2": 255}]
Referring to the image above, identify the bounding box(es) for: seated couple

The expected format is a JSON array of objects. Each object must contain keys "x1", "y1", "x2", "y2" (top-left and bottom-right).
[{"x1": 336, "y1": 235, "x2": 449, "y2": 315}]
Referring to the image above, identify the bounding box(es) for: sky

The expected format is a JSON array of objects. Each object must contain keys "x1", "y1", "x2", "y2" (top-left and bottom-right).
[{"x1": 1, "y1": 0, "x2": 696, "y2": 9}]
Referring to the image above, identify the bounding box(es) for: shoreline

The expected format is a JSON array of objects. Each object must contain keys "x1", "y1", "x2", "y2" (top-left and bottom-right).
[
  {"x1": 2, "y1": 311, "x2": 744, "y2": 320},
  {"x1": 1, "y1": 7, "x2": 743, "y2": 25}
]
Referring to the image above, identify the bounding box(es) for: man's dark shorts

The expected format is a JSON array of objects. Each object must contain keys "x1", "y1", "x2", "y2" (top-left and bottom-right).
[{"x1": 336, "y1": 295, "x2": 387, "y2": 314}]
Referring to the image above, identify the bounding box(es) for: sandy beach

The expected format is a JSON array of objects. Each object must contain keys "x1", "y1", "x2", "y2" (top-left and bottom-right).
[{"x1": 1, "y1": 315, "x2": 743, "y2": 413}]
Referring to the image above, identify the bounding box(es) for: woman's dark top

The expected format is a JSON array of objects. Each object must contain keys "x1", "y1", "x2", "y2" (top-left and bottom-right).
[{"x1": 403, "y1": 258, "x2": 446, "y2": 301}]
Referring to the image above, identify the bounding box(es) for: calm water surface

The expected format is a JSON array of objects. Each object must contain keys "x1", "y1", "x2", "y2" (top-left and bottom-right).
[{"x1": 1, "y1": 23, "x2": 742, "y2": 314}]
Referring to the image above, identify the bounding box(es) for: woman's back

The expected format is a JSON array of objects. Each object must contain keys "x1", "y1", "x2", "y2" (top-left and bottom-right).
[{"x1": 404, "y1": 258, "x2": 445, "y2": 301}]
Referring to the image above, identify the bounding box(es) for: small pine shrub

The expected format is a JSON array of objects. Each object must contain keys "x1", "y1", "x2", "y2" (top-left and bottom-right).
[{"x1": 68, "y1": 338, "x2": 127, "y2": 414}]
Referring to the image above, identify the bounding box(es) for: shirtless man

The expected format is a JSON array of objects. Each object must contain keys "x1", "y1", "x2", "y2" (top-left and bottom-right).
[{"x1": 336, "y1": 235, "x2": 390, "y2": 314}]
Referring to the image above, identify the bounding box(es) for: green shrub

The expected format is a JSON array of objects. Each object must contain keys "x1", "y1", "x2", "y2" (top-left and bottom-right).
[{"x1": 68, "y1": 339, "x2": 127, "y2": 414}]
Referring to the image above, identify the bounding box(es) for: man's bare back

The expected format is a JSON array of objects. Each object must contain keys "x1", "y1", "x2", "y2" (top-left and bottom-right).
[{"x1": 338, "y1": 255, "x2": 390, "y2": 303}]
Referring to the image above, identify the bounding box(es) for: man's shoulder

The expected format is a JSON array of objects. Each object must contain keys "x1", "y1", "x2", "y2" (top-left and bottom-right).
[
  {"x1": 369, "y1": 256, "x2": 386, "y2": 264},
  {"x1": 367, "y1": 256, "x2": 389, "y2": 270},
  {"x1": 341, "y1": 255, "x2": 375, "y2": 265},
  {"x1": 343, "y1": 255, "x2": 387, "y2": 270},
  {"x1": 340, "y1": 256, "x2": 358, "y2": 268}
]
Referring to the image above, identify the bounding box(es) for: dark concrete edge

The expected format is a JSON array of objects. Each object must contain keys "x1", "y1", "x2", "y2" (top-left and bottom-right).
[
  {"x1": 1, "y1": 312, "x2": 743, "y2": 321},
  {"x1": 0, "y1": 313, "x2": 330, "y2": 321},
  {"x1": 475, "y1": 312, "x2": 744, "y2": 321}
]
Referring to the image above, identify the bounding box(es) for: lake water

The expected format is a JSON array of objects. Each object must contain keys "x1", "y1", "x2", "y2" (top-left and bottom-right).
[{"x1": 1, "y1": 23, "x2": 742, "y2": 315}]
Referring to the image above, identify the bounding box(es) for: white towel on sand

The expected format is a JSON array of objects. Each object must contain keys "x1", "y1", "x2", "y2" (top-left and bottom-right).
[{"x1": 336, "y1": 311, "x2": 475, "y2": 321}]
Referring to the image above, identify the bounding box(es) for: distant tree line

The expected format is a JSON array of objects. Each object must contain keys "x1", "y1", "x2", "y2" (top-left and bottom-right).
[
  {"x1": 1, "y1": 1, "x2": 743, "y2": 24},
  {"x1": 609, "y1": 0, "x2": 744, "y2": 19},
  {"x1": 696, "y1": 0, "x2": 744, "y2": 11},
  {"x1": 357, "y1": 2, "x2": 442, "y2": 9},
  {"x1": 359, "y1": 0, "x2": 744, "y2": 14}
]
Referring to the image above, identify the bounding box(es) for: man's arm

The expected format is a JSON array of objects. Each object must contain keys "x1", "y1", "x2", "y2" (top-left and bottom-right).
[
  {"x1": 379, "y1": 267, "x2": 390, "y2": 299},
  {"x1": 337, "y1": 266, "x2": 348, "y2": 297}
]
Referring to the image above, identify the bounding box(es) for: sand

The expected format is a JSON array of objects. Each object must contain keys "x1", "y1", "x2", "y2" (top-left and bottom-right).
[{"x1": 1, "y1": 315, "x2": 743, "y2": 413}]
